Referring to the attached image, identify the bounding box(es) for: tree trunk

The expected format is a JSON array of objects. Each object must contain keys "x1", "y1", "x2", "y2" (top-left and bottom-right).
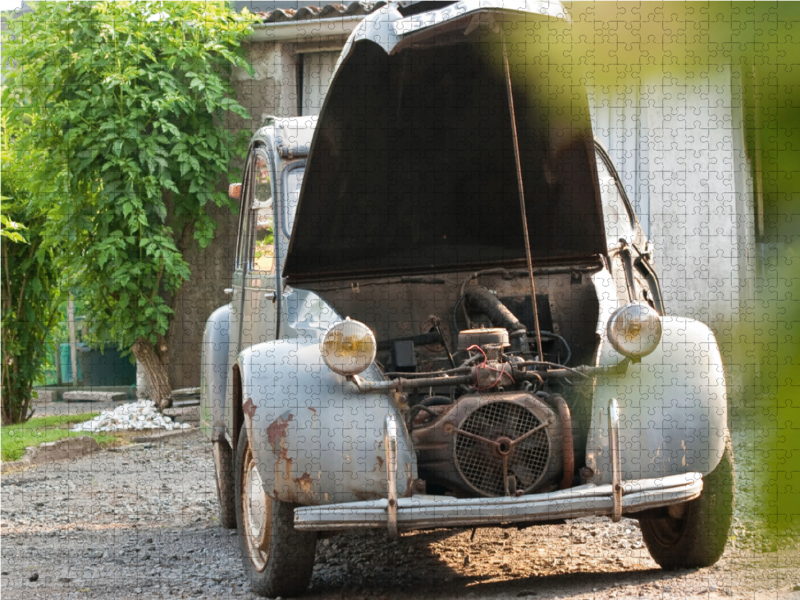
[{"x1": 132, "y1": 336, "x2": 171, "y2": 409}]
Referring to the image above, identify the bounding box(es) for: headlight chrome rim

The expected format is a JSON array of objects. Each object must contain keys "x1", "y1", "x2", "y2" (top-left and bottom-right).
[
  {"x1": 320, "y1": 318, "x2": 377, "y2": 376},
  {"x1": 606, "y1": 302, "x2": 662, "y2": 359}
]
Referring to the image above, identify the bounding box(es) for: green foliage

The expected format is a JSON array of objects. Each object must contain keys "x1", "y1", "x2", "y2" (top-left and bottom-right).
[
  {"x1": 1, "y1": 412, "x2": 120, "y2": 462},
  {"x1": 2, "y1": 1, "x2": 253, "y2": 360},
  {"x1": 0, "y1": 213, "x2": 28, "y2": 244},
  {"x1": 1, "y1": 115, "x2": 64, "y2": 424}
]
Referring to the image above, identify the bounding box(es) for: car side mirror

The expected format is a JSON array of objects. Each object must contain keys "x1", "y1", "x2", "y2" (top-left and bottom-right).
[{"x1": 228, "y1": 183, "x2": 242, "y2": 200}]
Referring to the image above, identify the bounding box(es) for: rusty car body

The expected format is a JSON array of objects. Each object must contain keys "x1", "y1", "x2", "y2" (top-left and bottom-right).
[{"x1": 201, "y1": 1, "x2": 735, "y2": 596}]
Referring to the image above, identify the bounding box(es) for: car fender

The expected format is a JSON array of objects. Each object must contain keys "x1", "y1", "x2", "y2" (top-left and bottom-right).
[
  {"x1": 587, "y1": 316, "x2": 729, "y2": 484},
  {"x1": 236, "y1": 341, "x2": 417, "y2": 506},
  {"x1": 200, "y1": 304, "x2": 230, "y2": 441}
]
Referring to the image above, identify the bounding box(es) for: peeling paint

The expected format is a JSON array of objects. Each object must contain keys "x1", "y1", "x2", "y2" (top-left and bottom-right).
[
  {"x1": 277, "y1": 446, "x2": 293, "y2": 481},
  {"x1": 243, "y1": 398, "x2": 256, "y2": 418},
  {"x1": 266, "y1": 413, "x2": 294, "y2": 447},
  {"x1": 294, "y1": 472, "x2": 314, "y2": 494}
]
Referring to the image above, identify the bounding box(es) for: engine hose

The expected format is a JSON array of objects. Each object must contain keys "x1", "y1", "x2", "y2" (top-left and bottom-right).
[
  {"x1": 547, "y1": 394, "x2": 574, "y2": 489},
  {"x1": 463, "y1": 286, "x2": 528, "y2": 351},
  {"x1": 408, "y1": 396, "x2": 453, "y2": 426}
]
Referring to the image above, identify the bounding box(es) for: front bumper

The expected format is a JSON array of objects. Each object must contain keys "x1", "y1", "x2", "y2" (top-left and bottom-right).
[{"x1": 294, "y1": 472, "x2": 702, "y2": 532}]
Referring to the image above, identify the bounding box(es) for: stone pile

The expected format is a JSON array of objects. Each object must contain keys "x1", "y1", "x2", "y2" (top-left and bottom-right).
[{"x1": 71, "y1": 400, "x2": 192, "y2": 432}]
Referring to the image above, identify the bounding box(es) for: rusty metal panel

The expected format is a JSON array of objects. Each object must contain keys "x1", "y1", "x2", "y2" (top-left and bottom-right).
[{"x1": 236, "y1": 288, "x2": 417, "y2": 504}]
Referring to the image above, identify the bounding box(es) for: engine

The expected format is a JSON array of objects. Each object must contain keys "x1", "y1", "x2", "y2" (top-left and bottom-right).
[
  {"x1": 404, "y1": 322, "x2": 565, "y2": 497},
  {"x1": 374, "y1": 277, "x2": 586, "y2": 498},
  {"x1": 411, "y1": 390, "x2": 563, "y2": 497}
]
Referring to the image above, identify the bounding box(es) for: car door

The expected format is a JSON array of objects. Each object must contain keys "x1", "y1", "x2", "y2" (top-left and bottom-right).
[
  {"x1": 240, "y1": 147, "x2": 280, "y2": 352},
  {"x1": 225, "y1": 149, "x2": 255, "y2": 429}
]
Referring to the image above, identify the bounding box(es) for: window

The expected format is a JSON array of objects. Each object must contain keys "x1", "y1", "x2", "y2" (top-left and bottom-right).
[
  {"x1": 596, "y1": 153, "x2": 636, "y2": 246},
  {"x1": 282, "y1": 166, "x2": 305, "y2": 239},
  {"x1": 300, "y1": 52, "x2": 338, "y2": 116},
  {"x1": 250, "y1": 151, "x2": 275, "y2": 274},
  {"x1": 234, "y1": 151, "x2": 255, "y2": 271}
]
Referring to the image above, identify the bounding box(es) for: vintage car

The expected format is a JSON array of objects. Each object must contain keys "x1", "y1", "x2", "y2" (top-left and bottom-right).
[{"x1": 201, "y1": 1, "x2": 734, "y2": 596}]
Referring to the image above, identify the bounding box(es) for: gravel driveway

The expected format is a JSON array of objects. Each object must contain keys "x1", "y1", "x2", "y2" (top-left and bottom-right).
[{"x1": 2, "y1": 430, "x2": 797, "y2": 600}]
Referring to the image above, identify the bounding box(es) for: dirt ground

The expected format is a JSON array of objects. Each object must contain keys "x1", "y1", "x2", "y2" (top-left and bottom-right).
[{"x1": 2, "y1": 429, "x2": 798, "y2": 600}]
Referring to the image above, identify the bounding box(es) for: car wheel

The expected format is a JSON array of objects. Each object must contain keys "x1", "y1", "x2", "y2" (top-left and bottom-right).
[
  {"x1": 235, "y1": 423, "x2": 317, "y2": 598},
  {"x1": 639, "y1": 437, "x2": 735, "y2": 569},
  {"x1": 213, "y1": 440, "x2": 237, "y2": 529}
]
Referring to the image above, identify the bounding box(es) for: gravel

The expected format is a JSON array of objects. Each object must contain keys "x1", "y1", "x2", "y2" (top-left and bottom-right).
[
  {"x1": 1, "y1": 430, "x2": 797, "y2": 600},
  {"x1": 70, "y1": 400, "x2": 191, "y2": 432}
]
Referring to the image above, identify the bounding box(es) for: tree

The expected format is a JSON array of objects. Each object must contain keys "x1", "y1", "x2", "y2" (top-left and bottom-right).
[
  {"x1": 1, "y1": 116, "x2": 64, "y2": 424},
  {"x1": 2, "y1": 1, "x2": 254, "y2": 407}
]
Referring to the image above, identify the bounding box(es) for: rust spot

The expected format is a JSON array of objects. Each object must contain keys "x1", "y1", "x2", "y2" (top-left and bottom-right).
[
  {"x1": 294, "y1": 472, "x2": 314, "y2": 494},
  {"x1": 295, "y1": 472, "x2": 313, "y2": 485},
  {"x1": 307, "y1": 407, "x2": 317, "y2": 414},
  {"x1": 243, "y1": 398, "x2": 256, "y2": 418},
  {"x1": 266, "y1": 413, "x2": 294, "y2": 446},
  {"x1": 374, "y1": 455, "x2": 384, "y2": 472},
  {"x1": 352, "y1": 490, "x2": 382, "y2": 501},
  {"x1": 276, "y1": 445, "x2": 293, "y2": 479}
]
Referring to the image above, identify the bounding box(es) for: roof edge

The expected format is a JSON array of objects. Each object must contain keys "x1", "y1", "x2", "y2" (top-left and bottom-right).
[{"x1": 249, "y1": 16, "x2": 365, "y2": 42}]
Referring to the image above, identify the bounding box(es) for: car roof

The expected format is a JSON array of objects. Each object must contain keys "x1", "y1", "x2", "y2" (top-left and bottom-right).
[{"x1": 254, "y1": 116, "x2": 318, "y2": 152}]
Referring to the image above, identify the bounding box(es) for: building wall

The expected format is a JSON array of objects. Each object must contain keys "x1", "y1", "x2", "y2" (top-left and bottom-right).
[{"x1": 589, "y1": 65, "x2": 757, "y2": 393}]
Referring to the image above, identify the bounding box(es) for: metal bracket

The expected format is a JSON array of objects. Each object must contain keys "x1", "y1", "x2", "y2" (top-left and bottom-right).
[
  {"x1": 608, "y1": 397, "x2": 623, "y2": 522},
  {"x1": 384, "y1": 413, "x2": 399, "y2": 537}
]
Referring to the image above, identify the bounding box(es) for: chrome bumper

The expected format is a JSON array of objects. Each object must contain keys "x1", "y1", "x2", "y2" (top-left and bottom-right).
[{"x1": 294, "y1": 472, "x2": 703, "y2": 532}]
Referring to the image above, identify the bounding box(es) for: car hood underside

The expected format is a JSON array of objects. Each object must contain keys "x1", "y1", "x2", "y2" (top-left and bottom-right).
[{"x1": 284, "y1": 5, "x2": 606, "y2": 282}]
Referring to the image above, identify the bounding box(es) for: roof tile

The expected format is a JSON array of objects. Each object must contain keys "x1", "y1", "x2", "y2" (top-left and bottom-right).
[{"x1": 257, "y1": 1, "x2": 382, "y2": 24}]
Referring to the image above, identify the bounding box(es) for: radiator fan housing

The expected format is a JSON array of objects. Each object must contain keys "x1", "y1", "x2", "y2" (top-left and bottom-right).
[{"x1": 412, "y1": 392, "x2": 563, "y2": 497}]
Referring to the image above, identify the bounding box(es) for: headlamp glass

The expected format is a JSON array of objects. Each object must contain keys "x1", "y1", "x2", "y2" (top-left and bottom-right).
[
  {"x1": 321, "y1": 318, "x2": 377, "y2": 376},
  {"x1": 607, "y1": 302, "x2": 662, "y2": 358}
]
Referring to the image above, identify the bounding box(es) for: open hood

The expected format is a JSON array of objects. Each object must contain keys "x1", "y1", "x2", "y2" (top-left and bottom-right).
[{"x1": 284, "y1": 1, "x2": 605, "y2": 282}]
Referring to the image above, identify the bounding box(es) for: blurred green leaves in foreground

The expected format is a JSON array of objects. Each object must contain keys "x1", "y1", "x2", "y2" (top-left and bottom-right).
[{"x1": 564, "y1": 1, "x2": 800, "y2": 535}]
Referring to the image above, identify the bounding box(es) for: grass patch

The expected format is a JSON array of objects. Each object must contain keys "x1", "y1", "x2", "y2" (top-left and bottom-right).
[{"x1": 1, "y1": 412, "x2": 120, "y2": 462}]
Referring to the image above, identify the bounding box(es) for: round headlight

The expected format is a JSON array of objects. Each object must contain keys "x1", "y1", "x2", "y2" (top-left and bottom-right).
[
  {"x1": 321, "y1": 318, "x2": 377, "y2": 376},
  {"x1": 606, "y1": 303, "x2": 662, "y2": 359}
]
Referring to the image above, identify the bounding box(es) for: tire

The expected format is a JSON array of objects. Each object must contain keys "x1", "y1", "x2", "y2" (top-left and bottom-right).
[
  {"x1": 639, "y1": 437, "x2": 735, "y2": 569},
  {"x1": 213, "y1": 440, "x2": 237, "y2": 529},
  {"x1": 235, "y1": 423, "x2": 317, "y2": 597}
]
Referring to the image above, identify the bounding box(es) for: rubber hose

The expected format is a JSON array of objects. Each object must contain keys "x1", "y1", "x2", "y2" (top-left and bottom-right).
[{"x1": 463, "y1": 286, "x2": 528, "y2": 351}]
